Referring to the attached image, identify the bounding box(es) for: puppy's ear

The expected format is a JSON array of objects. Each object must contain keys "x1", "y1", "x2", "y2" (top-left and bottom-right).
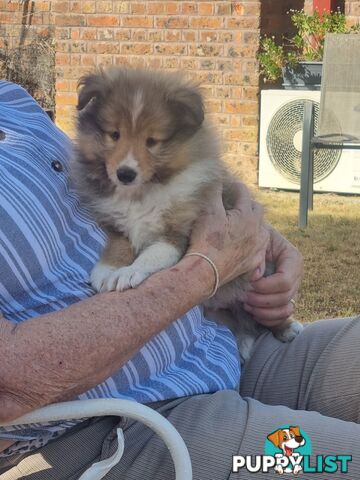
[
  {"x1": 267, "y1": 429, "x2": 282, "y2": 448},
  {"x1": 167, "y1": 82, "x2": 204, "y2": 131},
  {"x1": 289, "y1": 426, "x2": 301, "y2": 437},
  {"x1": 77, "y1": 71, "x2": 107, "y2": 111}
]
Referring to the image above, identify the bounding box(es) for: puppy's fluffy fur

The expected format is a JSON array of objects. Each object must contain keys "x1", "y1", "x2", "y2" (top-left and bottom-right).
[{"x1": 72, "y1": 67, "x2": 301, "y2": 361}]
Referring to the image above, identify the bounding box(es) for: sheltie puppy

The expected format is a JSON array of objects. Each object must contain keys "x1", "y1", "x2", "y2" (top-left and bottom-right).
[{"x1": 72, "y1": 67, "x2": 302, "y2": 361}]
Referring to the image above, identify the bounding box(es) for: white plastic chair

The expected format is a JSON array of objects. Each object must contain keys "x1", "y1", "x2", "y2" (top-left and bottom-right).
[{"x1": 0, "y1": 399, "x2": 193, "y2": 480}]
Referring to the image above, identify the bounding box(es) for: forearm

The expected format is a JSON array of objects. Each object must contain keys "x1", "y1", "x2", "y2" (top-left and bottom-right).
[{"x1": 0, "y1": 256, "x2": 213, "y2": 421}]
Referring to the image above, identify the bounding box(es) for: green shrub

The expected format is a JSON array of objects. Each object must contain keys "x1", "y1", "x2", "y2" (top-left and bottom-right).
[
  {"x1": 0, "y1": 31, "x2": 55, "y2": 110},
  {"x1": 259, "y1": 9, "x2": 360, "y2": 83}
]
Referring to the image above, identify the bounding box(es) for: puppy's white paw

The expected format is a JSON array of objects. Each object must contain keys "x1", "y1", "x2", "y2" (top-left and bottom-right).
[
  {"x1": 274, "y1": 464, "x2": 284, "y2": 475},
  {"x1": 293, "y1": 464, "x2": 302, "y2": 475},
  {"x1": 238, "y1": 334, "x2": 257, "y2": 365},
  {"x1": 275, "y1": 320, "x2": 303, "y2": 343},
  {"x1": 90, "y1": 263, "x2": 116, "y2": 292},
  {"x1": 106, "y1": 266, "x2": 150, "y2": 291}
]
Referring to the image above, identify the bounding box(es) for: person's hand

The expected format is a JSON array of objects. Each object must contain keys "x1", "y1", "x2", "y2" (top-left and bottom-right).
[
  {"x1": 187, "y1": 182, "x2": 269, "y2": 288},
  {"x1": 243, "y1": 226, "x2": 304, "y2": 327}
]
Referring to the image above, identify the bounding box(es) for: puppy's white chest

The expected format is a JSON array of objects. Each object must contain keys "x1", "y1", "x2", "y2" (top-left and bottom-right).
[
  {"x1": 127, "y1": 201, "x2": 163, "y2": 250},
  {"x1": 108, "y1": 194, "x2": 164, "y2": 251}
]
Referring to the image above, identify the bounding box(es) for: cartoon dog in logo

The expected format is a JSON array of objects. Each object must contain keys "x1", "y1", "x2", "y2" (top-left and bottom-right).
[{"x1": 267, "y1": 426, "x2": 306, "y2": 475}]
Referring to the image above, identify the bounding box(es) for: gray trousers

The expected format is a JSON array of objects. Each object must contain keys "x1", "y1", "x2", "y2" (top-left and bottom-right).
[{"x1": 1, "y1": 316, "x2": 360, "y2": 479}]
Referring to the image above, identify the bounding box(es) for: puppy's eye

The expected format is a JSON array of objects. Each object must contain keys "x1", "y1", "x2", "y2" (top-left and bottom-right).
[
  {"x1": 146, "y1": 137, "x2": 158, "y2": 148},
  {"x1": 110, "y1": 131, "x2": 120, "y2": 141}
]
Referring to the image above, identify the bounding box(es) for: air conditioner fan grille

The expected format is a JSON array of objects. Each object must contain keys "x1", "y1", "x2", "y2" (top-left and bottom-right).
[{"x1": 266, "y1": 99, "x2": 341, "y2": 184}]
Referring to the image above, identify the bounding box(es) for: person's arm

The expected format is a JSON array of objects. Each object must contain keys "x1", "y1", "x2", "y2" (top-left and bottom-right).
[
  {"x1": 0, "y1": 257, "x2": 213, "y2": 422},
  {"x1": 243, "y1": 226, "x2": 304, "y2": 325},
  {"x1": 0, "y1": 183, "x2": 268, "y2": 423}
]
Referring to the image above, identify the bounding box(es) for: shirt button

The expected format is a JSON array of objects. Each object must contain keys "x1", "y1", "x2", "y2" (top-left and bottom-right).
[
  {"x1": 0, "y1": 130, "x2": 6, "y2": 140},
  {"x1": 51, "y1": 160, "x2": 63, "y2": 172}
]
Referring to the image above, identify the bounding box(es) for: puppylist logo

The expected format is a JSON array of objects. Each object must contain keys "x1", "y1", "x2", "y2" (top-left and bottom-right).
[{"x1": 232, "y1": 425, "x2": 352, "y2": 475}]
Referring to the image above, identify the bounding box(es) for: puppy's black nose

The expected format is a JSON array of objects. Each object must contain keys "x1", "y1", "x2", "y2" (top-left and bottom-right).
[{"x1": 116, "y1": 167, "x2": 137, "y2": 184}]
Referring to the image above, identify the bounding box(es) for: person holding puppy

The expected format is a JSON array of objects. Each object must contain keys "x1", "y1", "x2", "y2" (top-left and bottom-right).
[{"x1": 0, "y1": 80, "x2": 359, "y2": 479}]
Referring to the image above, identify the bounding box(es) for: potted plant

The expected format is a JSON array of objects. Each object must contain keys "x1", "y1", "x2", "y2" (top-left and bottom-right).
[{"x1": 258, "y1": 9, "x2": 360, "y2": 90}]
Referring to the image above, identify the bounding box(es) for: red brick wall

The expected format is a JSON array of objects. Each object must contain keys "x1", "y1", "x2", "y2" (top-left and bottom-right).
[
  {"x1": 50, "y1": 0, "x2": 261, "y2": 183},
  {"x1": 2, "y1": 1, "x2": 357, "y2": 184},
  {"x1": 0, "y1": 1, "x2": 261, "y2": 183}
]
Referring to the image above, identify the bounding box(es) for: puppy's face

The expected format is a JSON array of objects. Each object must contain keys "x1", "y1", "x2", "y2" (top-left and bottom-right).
[
  {"x1": 76, "y1": 68, "x2": 204, "y2": 194},
  {"x1": 267, "y1": 426, "x2": 305, "y2": 453}
]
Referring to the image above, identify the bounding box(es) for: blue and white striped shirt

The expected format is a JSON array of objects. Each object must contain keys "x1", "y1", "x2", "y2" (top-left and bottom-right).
[{"x1": 0, "y1": 81, "x2": 240, "y2": 454}]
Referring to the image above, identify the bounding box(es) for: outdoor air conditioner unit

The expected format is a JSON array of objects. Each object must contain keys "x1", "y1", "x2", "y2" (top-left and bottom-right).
[{"x1": 258, "y1": 89, "x2": 360, "y2": 194}]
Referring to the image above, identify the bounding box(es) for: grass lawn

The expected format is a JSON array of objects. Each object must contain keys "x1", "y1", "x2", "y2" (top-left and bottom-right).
[{"x1": 255, "y1": 189, "x2": 360, "y2": 323}]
